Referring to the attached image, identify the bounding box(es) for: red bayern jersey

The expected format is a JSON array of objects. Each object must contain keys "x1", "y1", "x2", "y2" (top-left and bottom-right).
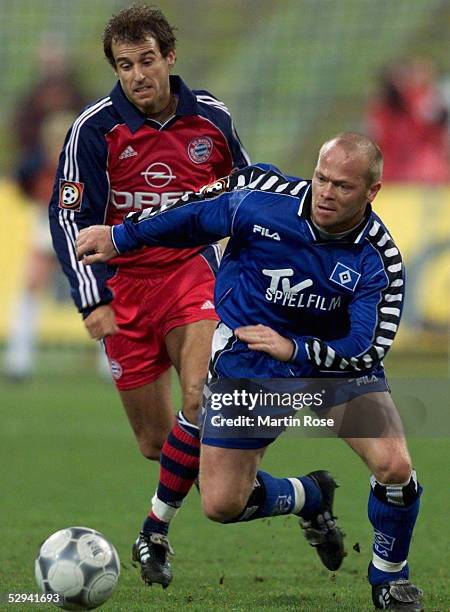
[{"x1": 49, "y1": 76, "x2": 249, "y2": 314}]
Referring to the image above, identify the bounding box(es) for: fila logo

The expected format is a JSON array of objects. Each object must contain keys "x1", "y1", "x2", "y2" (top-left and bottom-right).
[
  {"x1": 253, "y1": 225, "x2": 281, "y2": 241},
  {"x1": 119, "y1": 145, "x2": 137, "y2": 159}
]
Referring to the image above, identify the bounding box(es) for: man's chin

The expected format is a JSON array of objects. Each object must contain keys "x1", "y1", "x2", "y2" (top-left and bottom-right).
[
  {"x1": 311, "y1": 211, "x2": 336, "y2": 229},
  {"x1": 132, "y1": 96, "x2": 155, "y2": 115}
]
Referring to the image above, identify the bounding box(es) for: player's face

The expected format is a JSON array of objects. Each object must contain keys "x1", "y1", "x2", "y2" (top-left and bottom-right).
[
  {"x1": 311, "y1": 144, "x2": 381, "y2": 233},
  {"x1": 112, "y1": 36, "x2": 175, "y2": 115}
]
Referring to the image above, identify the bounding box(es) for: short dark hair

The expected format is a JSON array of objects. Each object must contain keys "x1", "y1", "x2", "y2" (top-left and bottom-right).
[
  {"x1": 103, "y1": 5, "x2": 177, "y2": 67},
  {"x1": 320, "y1": 132, "x2": 384, "y2": 185}
]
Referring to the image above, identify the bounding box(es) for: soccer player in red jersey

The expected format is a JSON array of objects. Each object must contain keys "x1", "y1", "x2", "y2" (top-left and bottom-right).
[{"x1": 49, "y1": 5, "x2": 249, "y2": 587}]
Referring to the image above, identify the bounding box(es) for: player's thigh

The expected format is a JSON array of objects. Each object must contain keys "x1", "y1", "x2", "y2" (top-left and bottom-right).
[
  {"x1": 165, "y1": 319, "x2": 217, "y2": 422},
  {"x1": 119, "y1": 369, "x2": 175, "y2": 460},
  {"x1": 324, "y1": 388, "x2": 404, "y2": 439},
  {"x1": 199, "y1": 444, "x2": 265, "y2": 519}
]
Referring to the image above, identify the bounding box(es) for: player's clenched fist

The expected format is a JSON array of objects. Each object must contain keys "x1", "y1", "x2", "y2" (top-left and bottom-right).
[{"x1": 76, "y1": 225, "x2": 118, "y2": 264}]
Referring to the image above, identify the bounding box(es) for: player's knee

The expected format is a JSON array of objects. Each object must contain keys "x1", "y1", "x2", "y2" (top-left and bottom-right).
[
  {"x1": 373, "y1": 455, "x2": 412, "y2": 484},
  {"x1": 201, "y1": 492, "x2": 246, "y2": 523},
  {"x1": 181, "y1": 382, "x2": 203, "y2": 421},
  {"x1": 136, "y1": 437, "x2": 164, "y2": 461}
]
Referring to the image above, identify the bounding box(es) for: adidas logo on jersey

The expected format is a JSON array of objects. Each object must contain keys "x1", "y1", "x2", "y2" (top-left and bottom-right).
[
  {"x1": 201, "y1": 300, "x2": 215, "y2": 310},
  {"x1": 119, "y1": 145, "x2": 137, "y2": 160}
]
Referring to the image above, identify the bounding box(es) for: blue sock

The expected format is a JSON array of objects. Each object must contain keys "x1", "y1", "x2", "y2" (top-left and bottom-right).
[
  {"x1": 368, "y1": 471, "x2": 422, "y2": 586},
  {"x1": 226, "y1": 471, "x2": 322, "y2": 523}
]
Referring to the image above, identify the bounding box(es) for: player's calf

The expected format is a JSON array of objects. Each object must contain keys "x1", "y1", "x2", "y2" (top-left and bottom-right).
[
  {"x1": 133, "y1": 412, "x2": 201, "y2": 587},
  {"x1": 202, "y1": 489, "x2": 254, "y2": 523}
]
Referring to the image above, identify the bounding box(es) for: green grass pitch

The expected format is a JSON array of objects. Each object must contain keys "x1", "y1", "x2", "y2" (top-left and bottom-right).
[{"x1": 0, "y1": 351, "x2": 449, "y2": 611}]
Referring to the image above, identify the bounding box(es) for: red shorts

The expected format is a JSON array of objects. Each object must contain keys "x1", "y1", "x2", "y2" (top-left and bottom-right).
[{"x1": 104, "y1": 250, "x2": 219, "y2": 390}]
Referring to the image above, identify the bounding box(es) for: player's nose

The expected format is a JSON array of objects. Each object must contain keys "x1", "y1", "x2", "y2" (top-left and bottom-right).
[
  {"x1": 132, "y1": 66, "x2": 145, "y2": 81},
  {"x1": 321, "y1": 182, "x2": 335, "y2": 198}
]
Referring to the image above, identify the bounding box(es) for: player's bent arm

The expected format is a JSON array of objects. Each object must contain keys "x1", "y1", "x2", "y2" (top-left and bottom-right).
[{"x1": 289, "y1": 265, "x2": 405, "y2": 373}]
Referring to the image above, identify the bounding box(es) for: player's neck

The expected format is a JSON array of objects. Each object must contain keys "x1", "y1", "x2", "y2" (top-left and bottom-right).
[
  {"x1": 146, "y1": 94, "x2": 177, "y2": 123},
  {"x1": 311, "y1": 218, "x2": 364, "y2": 241}
]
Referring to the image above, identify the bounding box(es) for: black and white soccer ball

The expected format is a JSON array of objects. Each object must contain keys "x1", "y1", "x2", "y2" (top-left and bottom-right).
[{"x1": 35, "y1": 526, "x2": 120, "y2": 610}]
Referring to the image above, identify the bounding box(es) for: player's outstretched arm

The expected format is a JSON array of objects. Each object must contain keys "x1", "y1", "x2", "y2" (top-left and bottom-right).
[{"x1": 76, "y1": 165, "x2": 292, "y2": 265}]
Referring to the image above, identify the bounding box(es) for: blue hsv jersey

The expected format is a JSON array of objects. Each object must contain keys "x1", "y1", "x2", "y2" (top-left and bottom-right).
[{"x1": 112, "y1": 164, "x2": 405, "y2": 377}]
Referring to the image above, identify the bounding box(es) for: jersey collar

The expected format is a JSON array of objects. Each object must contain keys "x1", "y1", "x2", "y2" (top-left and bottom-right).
[{"x1": 110, "y1": 75, "x2": 198, "y2": 133}]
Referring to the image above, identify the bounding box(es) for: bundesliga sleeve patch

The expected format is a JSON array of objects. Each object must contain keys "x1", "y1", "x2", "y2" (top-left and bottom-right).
[{"x1": 59, "y1": 180, "x2": 84, "y2": 211}]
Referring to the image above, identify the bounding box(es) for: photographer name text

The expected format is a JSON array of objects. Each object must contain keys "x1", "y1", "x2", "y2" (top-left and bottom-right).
[{"x1": 210, "y1": 415, "x2": 334, "y2": 428}]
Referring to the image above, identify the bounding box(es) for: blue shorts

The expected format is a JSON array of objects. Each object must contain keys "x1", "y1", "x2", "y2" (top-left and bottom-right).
[{"x1": 200, "y1": 323, "x2": 390, "y2": 449}]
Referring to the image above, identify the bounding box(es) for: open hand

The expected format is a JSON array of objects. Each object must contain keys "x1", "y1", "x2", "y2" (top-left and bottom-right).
[{"x1": 234, "y1": 324, "x2": 294, "y2": 361}]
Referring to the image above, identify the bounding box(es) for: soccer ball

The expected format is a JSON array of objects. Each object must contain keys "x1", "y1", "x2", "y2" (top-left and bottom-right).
[{"x1": 35, "y1": 526, "x2": 120, "y2": 610}]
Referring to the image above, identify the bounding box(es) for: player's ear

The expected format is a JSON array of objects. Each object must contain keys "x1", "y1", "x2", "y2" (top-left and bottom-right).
[
  {"x1": 167, "y1": 50, "x2": 176, "y2": 68},
  {"x1": 367, "y1": 181, "x2": 382, "y2": 203}
]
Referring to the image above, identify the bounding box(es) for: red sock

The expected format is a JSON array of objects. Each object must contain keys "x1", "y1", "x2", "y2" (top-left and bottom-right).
[{"x1": 142, "y1": 417, "x2": 200, "y2": 535}]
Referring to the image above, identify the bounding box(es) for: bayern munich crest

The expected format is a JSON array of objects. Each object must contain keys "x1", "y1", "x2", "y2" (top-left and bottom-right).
[
  {"x1": 109, "y1": 359, "x2": 122, "y2": 380},
  {"x1": 188, "y1": 136, "x2": 213, "y2": 164}
]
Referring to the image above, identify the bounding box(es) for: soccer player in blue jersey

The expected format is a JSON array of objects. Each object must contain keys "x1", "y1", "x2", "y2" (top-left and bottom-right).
[{"x1": 76, "y1": 133, "x2": 423, "y2": 610}]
